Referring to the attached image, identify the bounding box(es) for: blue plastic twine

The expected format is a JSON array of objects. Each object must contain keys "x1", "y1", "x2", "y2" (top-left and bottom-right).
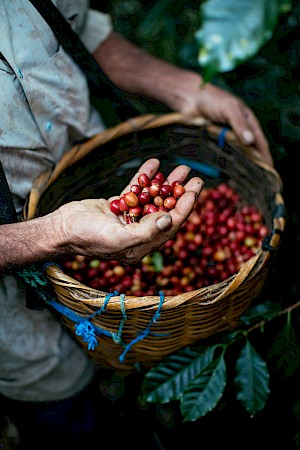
[
  {"x1": 118, "y1": 290, "x2": 165, "y2": 363},
  {"x1": 75, "y1": 321, "x2": 98, "y2": 350},
  {"x1": 218, "y1": 127, "x2": 229, "y2": 148}
]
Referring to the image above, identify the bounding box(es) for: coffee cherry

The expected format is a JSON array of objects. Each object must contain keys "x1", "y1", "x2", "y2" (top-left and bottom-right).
[
  {"x1": 123, "y1": 192, "x2": 139, "y2": 207},
  {"x1": 129, "y1": 206, "x2": 142, "y2": 219},
  {"x1": 164, "y1": 196, "x2": 177, "y2": 210},
  {"x1": 160, "y1": 185, "x2": 172, "y2": 198},
  {"x1": 149, "y1": 183, "x2": 161, "y2": 198},
  {"x1": 154, "y1": 196, "x2": 164, "y2": 207},
  {"x1": 173, "y1": 184, "x2": 185, "y2": 198},
  {"x1": 119, "y1": 197, "x2": 129, "y2": 212},
  {"x1": 138, "y1": 173, "x2": 150, "y2": 188},
  {"x1": 171, "y1": 180, "x2": 182, "y2": 189},
  {"x1": 158, "y1": 205, "x2": 168, "y2": 212},
  {"x1": 130, "y1": 184, "x2": 142, "y2": 196},
  {"x1": 138, "y1": 191, "x2": 151, "y2": 205},
  {"x1": 153, "y1": 171, "x2": 165, "y2": 183},
  {"x1": 143, "y1": 204, "x2": 158, "y2": 215},
  {"x1": 110, "y1": 199, "x2": 121, "y2": 215}
]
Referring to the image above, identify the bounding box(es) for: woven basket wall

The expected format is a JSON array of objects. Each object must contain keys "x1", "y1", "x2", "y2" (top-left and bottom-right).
[{"x1": 23, "y1": 113, "x2": 285, "y2": 371}]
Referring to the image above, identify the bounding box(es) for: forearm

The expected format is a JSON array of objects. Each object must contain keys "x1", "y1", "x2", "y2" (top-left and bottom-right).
[
  {"x1": 93, "y1": 31, "x2": 203, "y2": 113},
  {"x1": 0, "y1": 214, "x2": 65, "y2": 275}
]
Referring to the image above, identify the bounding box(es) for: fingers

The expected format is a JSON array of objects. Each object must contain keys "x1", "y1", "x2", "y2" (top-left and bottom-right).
[
  {"x1": 168, "y1": 178, "x2": 203, "y2": 226},
  {"x1": 120, "y1": 158, "x2": 160, "y2": 196},
  {"x1": 242, "y1": 112, "x2": 273, "y2": 166},
  {"x1": 120, "y1": 159, "x2": 194, "y2": 197},
  {"x1": 225, "y1": 102, "x2": 274, "y2": 166},
  {"x1": 164, "y1": 164, "x2": 191, "y2": 184}
]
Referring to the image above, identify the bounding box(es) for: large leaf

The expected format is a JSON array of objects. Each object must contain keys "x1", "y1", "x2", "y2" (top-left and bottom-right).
[
  {"x1": 144, "y1": 345, "x2": 219, "y2": 404},
  {"x1": 268, "y1": 313, "x2": 300, "y2": 377},
  {"x1": 235, "y1": 340, "x2": 270, "y2": 416},
  {"x1": 180, "y1": 353, "x2": 226, "y2": 421},
  {"x1": 195, "y1": 0, "x2": 292, "y2": 81}
]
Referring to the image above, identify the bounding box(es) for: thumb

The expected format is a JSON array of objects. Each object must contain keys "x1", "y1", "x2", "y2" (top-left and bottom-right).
[{"x1": 156, "y1": 214, "x2": 172, "y2": 231}]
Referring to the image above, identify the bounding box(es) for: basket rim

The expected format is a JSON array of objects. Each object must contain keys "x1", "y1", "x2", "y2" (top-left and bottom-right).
[{"x1": 44, "y1": 249, "x2": 266, "y2": 310}]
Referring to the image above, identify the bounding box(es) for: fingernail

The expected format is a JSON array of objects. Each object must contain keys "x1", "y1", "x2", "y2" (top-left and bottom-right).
[
  {"x1": 242, "y1": 130, "x2": 254, "y2": 144},
  {"x1": 157, "y1": 214, "x2": 172, "y2": 231}
]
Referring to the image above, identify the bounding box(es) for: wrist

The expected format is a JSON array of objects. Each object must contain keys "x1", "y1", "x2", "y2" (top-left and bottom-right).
[{"x1": 0, "y1": 213, "x2": 67, "y2": 274}]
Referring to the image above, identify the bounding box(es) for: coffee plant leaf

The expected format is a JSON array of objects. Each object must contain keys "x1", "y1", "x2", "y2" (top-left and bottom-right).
[
  {"x1": 180, "y1": 353, "x2": 226, "y2": 421},
  {"x1": 195, "y1": 0, "x2": 292, "y2": 81},
  {"x1": 239, "y1": 300, "x2": 282, "y2": 326},
  {"x1": 268, "y1": 319, "x2": 300, "y2": 377},
  {"x1": 235, "y1": 340, "x2": 270, "y2": 416},
  {"x1": 143, "y1": 345, "x2": 218, "y2": 404}
]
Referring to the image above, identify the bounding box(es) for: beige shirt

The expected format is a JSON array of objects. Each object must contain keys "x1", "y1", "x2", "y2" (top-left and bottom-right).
[{"x1": 0, "y1": 0, "x2": 113, "y2": 401}]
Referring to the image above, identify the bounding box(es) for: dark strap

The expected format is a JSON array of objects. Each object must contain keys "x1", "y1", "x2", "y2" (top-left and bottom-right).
[
  {"x1": 28, "y1": 0, "x2": 138, "y2": 123},
  {"x1": 0, "y1": 160, "x2": 18, "y2": 225}
]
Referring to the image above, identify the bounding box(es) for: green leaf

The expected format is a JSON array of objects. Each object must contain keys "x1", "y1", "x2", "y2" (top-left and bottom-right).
[
  {"x1": 268, "y1": 319, "x2": 300, "y2": 377},
  {"x1": 195, "y1": 0, "x2": 292, "y2": 81},
  {"x1": 240, "y1": 300, "x2": 282, "y2": 326},
  {"x1": 180, "y1": 353, "x2": 227, "y2": 421},
  {"x1": 144, "y1": 345, "x2": 218, "y2": 404},
  {"x1": 235, "y1": 340, "x2": 270, "y2": 416}
]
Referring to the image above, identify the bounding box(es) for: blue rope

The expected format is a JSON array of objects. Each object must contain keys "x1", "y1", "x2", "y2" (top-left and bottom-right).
[
  {"x1": 218, "y1": 127, "x2": 229, "y2": 148},
  {"x1": 46, "y1": 292, "x2": 119, "y2": 350},
  {"x1": 112, "y1": 293, "x2": 127, "y2": 345},
  {"x1": 21, "y1": 260, "x2": 167, "y2": 363},
  {"x1": 119, "y1": 291, "x2": 165, "y2": 363},
  {"x1": 17, "y1": 263, "x2": 48, "y2": 287}
]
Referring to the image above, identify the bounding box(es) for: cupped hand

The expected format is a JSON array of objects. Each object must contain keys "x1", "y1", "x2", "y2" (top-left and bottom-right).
[{"x1": 57, "y1": 159, "x2": 204, "y2": 265}]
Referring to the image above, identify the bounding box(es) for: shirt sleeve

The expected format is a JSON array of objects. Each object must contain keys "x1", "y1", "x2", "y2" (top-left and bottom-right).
[{"x1": 78, "y1": 9, "x2": 113, "y2": 54}]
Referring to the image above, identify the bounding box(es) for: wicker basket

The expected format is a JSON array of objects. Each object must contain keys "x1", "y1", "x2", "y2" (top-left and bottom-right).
[{"x1": 23, "y1": 112, "x2": 285, "y2": 371}]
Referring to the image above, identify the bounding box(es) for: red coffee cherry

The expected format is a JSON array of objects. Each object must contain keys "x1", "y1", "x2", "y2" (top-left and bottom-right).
[
  {"x1": 149, "y1": 183, "x2": 161, "y2": 198},
  {"x1": 164, "y1": 196, "x2": 177, "y2": 210},
  {"x1": 153, "y1": 171, "x2": 165, "y2": 183},
  {"x1": 110, "y1": 199, "x2": 121, "y2": 215},
  {"x1": 160, "y1": 184, "x2": 172, "y2": 198},
  {"x1": 129, "y1": 206, "x2": 142, "y2": 219},
  {"x1": 130, "y1": 184, "x2": 142, "y2": 196},
  {"x1": 143, "y1": 204, "x2": 158, "y2": 215},
  {"x1": 138, "y1": 173, "x2": 150, "y2": 188},
  {"x1": 173, "y1": 184, "x2": 185, "y2": 198},
  {"x1": 119, "y1": 196, "x2": 130, "y2": 212},
  {"x1": 123, "y1": 192, "x2": 139, "y2": 207},
  {"x1": 138, "y1": 191, "x2": 151, "y2": 205}
]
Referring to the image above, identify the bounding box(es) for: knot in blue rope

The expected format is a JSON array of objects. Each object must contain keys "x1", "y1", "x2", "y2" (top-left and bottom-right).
[
  {"x1": 17, "y1": 263, "x2": 48, "y2": 288},
  {"x1": 75, "y1": 320, "x2": 98, "y2": 350}
]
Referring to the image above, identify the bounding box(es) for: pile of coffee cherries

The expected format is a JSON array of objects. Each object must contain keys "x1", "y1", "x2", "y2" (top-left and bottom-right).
[
  {"x1": 61, "y1": 175, "x2": 269, "y2": 296},
  {"x1": 109, "y1": 171, "x2": 185, "y2": 223}
]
